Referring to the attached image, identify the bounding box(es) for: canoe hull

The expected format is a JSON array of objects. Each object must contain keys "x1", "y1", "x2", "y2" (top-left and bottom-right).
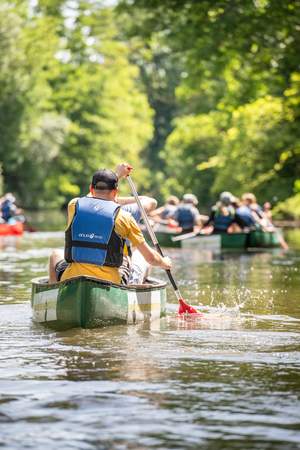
[
  {"x1": 221, "y1": 232, "x2": 248, "y2": 249},
  {"x1": 145, "y1": 227, "x2": 281, "y2": 249},
  {"x1": 0, "y1": 222, "x2": 23, "y2": 236},
  {"x1": 144, "y1": 228, "x2": 221, "y2": 250},
  {"x1": 181, "y1": 234, "x2": 221, "y2": 250},
  {"x1": 31, "y1": 276, "x2": 167, "y2": 329},
  {"x1": 247, "y1": 230, "x2": 281, "y2": 248}
]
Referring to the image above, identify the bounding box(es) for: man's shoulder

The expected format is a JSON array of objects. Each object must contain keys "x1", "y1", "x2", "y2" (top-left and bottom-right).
[
  {"x1": 68, "y1": 197, "x2": 80, "y2": 207},
  {"x1": 117, "y1": 208, "x2": 135, "y2": 224},
  {"x1": 115, "y1": 208, "x2": 144, "y2": 243}
]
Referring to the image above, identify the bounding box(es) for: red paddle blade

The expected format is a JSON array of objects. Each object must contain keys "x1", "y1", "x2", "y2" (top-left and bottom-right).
[{"x1": 178, "y1": 298, "x2": 199, "y2": 315}]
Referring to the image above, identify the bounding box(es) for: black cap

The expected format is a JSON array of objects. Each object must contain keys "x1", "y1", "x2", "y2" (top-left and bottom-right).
[{"x1": 91, "y1": 169, "x2": 118, "y2": 190}]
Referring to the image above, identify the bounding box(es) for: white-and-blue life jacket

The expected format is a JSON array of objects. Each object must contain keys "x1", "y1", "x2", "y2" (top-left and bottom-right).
[
  {"x1": 176, "y1": 204, "x2": 196, "y2": 230},
  {"x1": 1, "y1": 200, "x2": 15, "y2": 222},
  {"x1": 65, "y1": 197, "x2": 125, "y2": 267},
  {"x1": 236, "y1": 205, "x2": 256, "y2": 227},
  {"x1": 161, "y1": 204, "x2": 176, "y2": 220},
  {"x1": 213, "y1": 206, "x2": 235, "y2": 232}
]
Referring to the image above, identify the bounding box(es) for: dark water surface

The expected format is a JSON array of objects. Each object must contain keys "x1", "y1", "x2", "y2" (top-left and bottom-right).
[{"x1": 0, "y1": 231, "x2": 300, "y2": 450}]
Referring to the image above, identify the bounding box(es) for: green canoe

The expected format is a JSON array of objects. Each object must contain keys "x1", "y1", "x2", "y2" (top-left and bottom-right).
[
  {"x1": 221, "y1": 232, "x2": 248, "y2": 249},
  {"x1": 144, "y1": 226, "x2": 281, "y2": 250},
  {"x1": 31, "y1": 276, "x2": 167, "y2": 330},
  {"x1": 148, "y1": 227, "x2": 181, "y2": 248},
  {"x1": 143, "y1": 226, "x2": 221, "y2": 250},
  {"x1": 247, "y1": 229, "x2": 281, "y2": 248}
]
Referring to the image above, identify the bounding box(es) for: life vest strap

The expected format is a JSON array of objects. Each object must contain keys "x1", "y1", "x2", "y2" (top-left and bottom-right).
[{"x1": 70, "y1": 240, "x2": 109, "y2": 250}]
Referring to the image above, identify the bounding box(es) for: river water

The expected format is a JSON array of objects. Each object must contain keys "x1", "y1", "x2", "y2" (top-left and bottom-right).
[{"x1": 0, "y1": 230, "x2": 300, "y2": 450}]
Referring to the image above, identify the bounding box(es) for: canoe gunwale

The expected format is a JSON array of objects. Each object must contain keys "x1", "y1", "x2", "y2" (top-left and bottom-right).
[{"x1": 31, "y1": 275, "x2": 167, "y2": 292}]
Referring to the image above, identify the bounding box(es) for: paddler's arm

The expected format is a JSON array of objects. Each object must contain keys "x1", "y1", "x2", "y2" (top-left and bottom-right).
[
  {"x1": 148, "y1": 205, "x2": 165, "y2": 217},
  {"x1": 116, "y1": 208, "x2": 171, "y2": 270},
  {"x1": 203, "y1": 210, "x2": 215, "y2": 227},
  {"x1": 136, "y1": 241, "x2": 172, "y2": 270},
  {"x1": 116, "y1": 195, "x2": 157, "y2": 213},
  {"x1": 114, "y1": 162, "x2": 157, "y2": 212}
]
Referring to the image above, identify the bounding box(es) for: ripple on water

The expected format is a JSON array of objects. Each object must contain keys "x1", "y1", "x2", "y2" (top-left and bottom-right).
[
  {"x1": 0, "y1": 232, "x2": 299, "y2": 450},
  {"x1": 0, "y1": 379, "x2": 300, "y2": 450}
]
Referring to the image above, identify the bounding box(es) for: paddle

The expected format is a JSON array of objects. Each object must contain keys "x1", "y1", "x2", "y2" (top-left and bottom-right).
[
  {"x1": 172, "y1": 231, "x2": 200, "y2": 242},
  {"x1": 127, "y1": 175, "x2": 199, "y2": 315}
]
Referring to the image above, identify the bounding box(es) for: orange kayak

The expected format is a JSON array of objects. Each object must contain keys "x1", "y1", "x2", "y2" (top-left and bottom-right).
[{"x1": 0, "y1": 222, "x2": 24, "y2": 236}]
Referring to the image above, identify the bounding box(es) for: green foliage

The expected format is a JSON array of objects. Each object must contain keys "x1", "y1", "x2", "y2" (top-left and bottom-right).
[
  {"x1": 212, "y1": 96, "x2": 297, "y2": 201},
  {"x1": 0, "y1": 1, "x2": 69, "y2": 207},
  {"x1": 274, "y1": 193, "x2": 300, "y2": 220},
  {"x1": 120, "y1": 0, "x2": 300, "y2": 216},
  {"x1": 0, "y1": 164, "x2": 3, "y2": 196},
  {"x1": 1, "y1": 0, "x2": 299, "y2": 217},
  {"x1": 161, "y1": 112, "x2": 226, "y2": 206},
  {"x1": 0, "y1": 1, "x2": 153, "y2": 208},
  {"x1": 52, "y1": 35, "x2": 153, "y2": 199}
]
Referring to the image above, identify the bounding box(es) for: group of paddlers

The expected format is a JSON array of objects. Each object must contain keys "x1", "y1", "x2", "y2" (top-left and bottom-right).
[
  {"x1": 1, "y1": 162, "x2": 288, "y2": 287},
  {"x1": 150, "y1": 191, "x2": 274, "y2": 234},
  {"x1": 150, "y1": 190, "x2": 288, "y2": 249}
]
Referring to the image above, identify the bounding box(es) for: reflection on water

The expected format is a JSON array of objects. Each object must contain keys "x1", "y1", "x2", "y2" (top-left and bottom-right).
[{"x1": 0, "y1": 230, "x2": 299, "y2": 449}]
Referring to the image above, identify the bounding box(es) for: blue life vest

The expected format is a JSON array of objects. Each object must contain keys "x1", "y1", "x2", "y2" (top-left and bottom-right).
[
  {"x1": 65, "y1": 197, "x2": 125, "y2": 267},
  {"x1": 1, "y1": 200, "x2": 15, "y2": 222},
  {"x1": 161, "y1": 205, "x2": 176, "y2": 220},
  {"x1": 236, "y1": 205, "x2": 256, "y2": 227},
  {"x1": 176, "y1": 204, "x2": 196, "y2": 230},
  {"x1": 213, "y1": 206, "x2": 235, "y2": 232}
]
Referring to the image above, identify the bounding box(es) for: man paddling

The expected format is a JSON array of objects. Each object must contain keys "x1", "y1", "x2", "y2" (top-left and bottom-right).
[{"x1": 49, "y1": 163, "x2": 171, "y2": 284}]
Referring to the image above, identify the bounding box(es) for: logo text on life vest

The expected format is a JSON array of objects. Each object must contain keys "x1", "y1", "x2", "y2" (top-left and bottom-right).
[
  {"x1": 78, "y1": 233, "x2": 103, "y2": 240},
  {"x1": 93, "y1": 204, "x2": 103, "y2": 211}
]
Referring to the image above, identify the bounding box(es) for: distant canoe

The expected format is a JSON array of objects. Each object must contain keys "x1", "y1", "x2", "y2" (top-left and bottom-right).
[
  {"x1": 0, "y1": 222, "x2": 24, "y2": 236},
  {"x1": 31, "y1": 276, "x2": 167, "y2": 330},
  {"x1": 143, "y1": 226, "x2": 281, "y2": 250},
  {"x1": 247, "y1": 229, "x2": 282, "y2": 248},
  {"x1": 220, "y1": 232, "x2": 248, "y2": 249}
]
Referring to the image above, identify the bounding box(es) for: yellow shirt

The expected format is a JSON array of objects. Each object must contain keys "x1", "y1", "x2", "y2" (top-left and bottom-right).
[{"x1": 61, "y1": 197, "x2": 145, "y2": 284}]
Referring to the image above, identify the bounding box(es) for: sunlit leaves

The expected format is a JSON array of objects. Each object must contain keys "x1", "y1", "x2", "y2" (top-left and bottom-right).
[
  {"x1": 161, "y1": 112, "x2": 225, "y2": 206},
  {"x1": 213, "y1": 96, "x2": 297, "y2": 201},
  {"x1": 0, "y1": 1, "x2": 153, "y2": 207},
  {"x1": 121, "y1": 0, "x2": 300, "y2": 215}
]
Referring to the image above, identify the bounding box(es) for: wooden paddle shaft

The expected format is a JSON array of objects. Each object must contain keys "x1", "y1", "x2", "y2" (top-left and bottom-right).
[
  {"x1": 172, "y1": 231, "x2": 198, "y2": 242},
  {"x1": 127, "y1": 176, "x2": 158, "y2": 244},
  {"x1": 127, "y1": 176, "x2": 182, "y2": 300}
]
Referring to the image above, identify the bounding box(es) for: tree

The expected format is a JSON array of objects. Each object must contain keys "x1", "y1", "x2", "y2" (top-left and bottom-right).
[
  {"x1": 50, "y1": 4, "x2": 153, "y2": 202},
  {"x1": 120, "y1": 0, "x2": 300, "y2": 213},
  {"x1": 212, "y1": 96, "x2": 298, "y2": 201},
  {"x1": 161, "y1": 112, "x2": 226, "y2": 207},
  {"x1": 0, "y1": 1, "x2": 153, "y2": 207}
]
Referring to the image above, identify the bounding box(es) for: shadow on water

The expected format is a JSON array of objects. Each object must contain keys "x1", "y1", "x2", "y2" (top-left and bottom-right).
[{"x1": 0, "y1": 229, "x2": 299, "y2": 449}]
